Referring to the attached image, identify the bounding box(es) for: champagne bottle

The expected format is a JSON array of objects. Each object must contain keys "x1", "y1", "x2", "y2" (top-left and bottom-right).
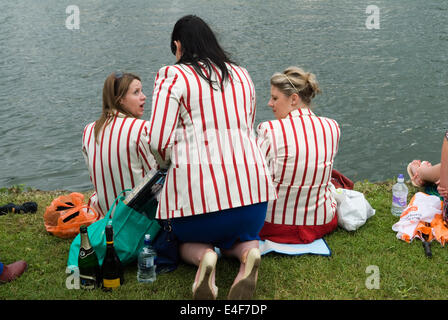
[
  {"x1": 78, "y1": 225, "x2": 101, "y2": 289},
  {"x1": 101, "y1": 223, "x2": 124, "y2": 291}
]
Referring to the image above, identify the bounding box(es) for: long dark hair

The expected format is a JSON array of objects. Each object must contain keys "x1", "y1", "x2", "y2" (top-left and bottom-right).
[{"x1": 171, "y1": 15, "x2": 235, "y2": 90}]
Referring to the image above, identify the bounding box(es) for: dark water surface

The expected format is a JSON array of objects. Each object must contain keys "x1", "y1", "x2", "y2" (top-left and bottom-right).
[{"x1": 1, "y1": 0, "x2": 447, "y2": 191}]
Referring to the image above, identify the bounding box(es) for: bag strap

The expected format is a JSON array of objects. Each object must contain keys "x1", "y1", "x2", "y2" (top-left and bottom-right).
[{"x1": 104, "y1": 189, "x2": 132, "y2": 221}]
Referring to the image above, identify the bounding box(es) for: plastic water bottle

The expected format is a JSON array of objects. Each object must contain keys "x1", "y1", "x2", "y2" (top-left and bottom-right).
[
  {"x1": 137, "y1": 234, "x2": 157, "y2": 283},
  {"x1": 391, "y1": 174, "x2": 408, "y2": 217}
]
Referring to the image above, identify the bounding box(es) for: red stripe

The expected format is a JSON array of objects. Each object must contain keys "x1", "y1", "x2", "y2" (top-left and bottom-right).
[
  {"x1": 162, "y1": 102, "x2": 181, "y2": 156},
  {"x1": 184, "y1": 65, "x2": 207, "y2": 213},
  {"x1": 172, "y1": 139, "x2": 179, "y2": 214},
  {"x1": 296, "y1": 114, "x2": 310, "y2": 225},
  {"x1": 197, "y1": 64, "x2": 234, "y2": 209},
  {"x1": 238, "y1": 67, "x2": 255, "y2": 127},
  {"x1": 277, "y1": 120, "x2": 289, "y2": 224},
  {"x1": 99, "y1": 121, "x2": 110, "y2": 212},
  {"x1": 87, "y1": 123, "x2": 94, "y2": 147},
  {"x1": 126, "y1": 118, "x2": 138, "y2": 188},
  {"x1": 149, "y1": 68, "x2": 168, "y2": 138},
  {"x1": 210, "y1": 63, "x2": 245, "y2": 206},
  {"x1": 301, "y1": 116, "x2": 319, "y2": 225},
  {"x1": 91, "y1": 126, "x2": 105, "y2": 215},
  {"x1": 173, "y1": 66, "x2": 191, "y2": 115},
  {"x1": 306, "y1": 116, "x2": 319, "y2": 225},
  {"x1": 180, "y1": 117, "x2": 195, "y2": 215},
  {"x1": 135, "y1": 121, "x2": 146, "y2": 160},
  {"x1": 325, "y1": 118, "x2": 337, "y2": 222},
  {"x1": 229, "y1": 64, "x2": 249, "y2": 126},
  {"x1": 153, "y1": 70, "x2": 160, "y2": 90},
  {"x1": 86, "y1": 125, "x2": 95, "y2": 186},
  {"x1": 228, "y1": 65, "x2": 253, "y2": 205},
  {"x1": 107, "y1": 116, "x2": 119, "y2": 201},
  {"x1": 82, "y1": 125, "x2": 88, "y2": 146},
  {"x1": 164, "y1": 166, "x2": 170, "y2": 219},
  {"x1": 157, "y1": 72, "x2": 179, "y2": 161},
  {"x1": 116, "y1": 118, "x2": 127, "y2": 191},
  {"x1": 246, "y1": 78, "x2": 271, "y2": 200},
  {"x1": 138, "y1": 146, "x2": 151, "y2": 170},
  {"x1": 232, "y1": 66, "x2": 261, "y2": 202},
  {"x1": 283, "y1": 117, "x2": 300, "y2": 225},
  {"x1": 314, "y1": 117, "x2": 329, "y2": 224},
  {"x1": 268, "y1": 121, "x2": 279, "y2": 223}
]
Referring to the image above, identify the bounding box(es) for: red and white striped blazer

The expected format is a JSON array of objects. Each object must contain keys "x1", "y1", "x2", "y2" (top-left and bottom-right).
[
  {"x1": 82, "y1": 111, "x2": 157, "y2": 217},
  {"x1": 149, "y1": 62, "x2": 277, "y2": 219},
  {"x1": 256, "y1": 108, "x2": 340, "y2": 226}
]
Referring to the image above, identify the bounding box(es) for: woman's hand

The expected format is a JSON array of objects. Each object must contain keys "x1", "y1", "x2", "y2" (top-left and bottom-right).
[{"x1": 437, "y1": 185, "x2": 448, "y2": 199}]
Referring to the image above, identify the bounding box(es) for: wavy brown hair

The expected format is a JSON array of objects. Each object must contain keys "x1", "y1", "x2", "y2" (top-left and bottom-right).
[{"x1": 94, "y1": 72, "x2": 141, "y2": 143}]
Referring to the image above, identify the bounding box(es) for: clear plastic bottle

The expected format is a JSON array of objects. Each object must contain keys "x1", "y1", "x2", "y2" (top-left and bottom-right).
[
  {"x1": 137, "y1": 234, "x2": 157, "y2": 283},
  {"x1": 391, "y1": 174, "x2": 408, "y2": 217}
]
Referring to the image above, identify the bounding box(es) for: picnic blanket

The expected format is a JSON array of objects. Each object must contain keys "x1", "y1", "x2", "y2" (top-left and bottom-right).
[
  {"x1": 258, "y1": 238, "x2": 331, "y2": 256},
  {"x1": 214, "y1": 238, "x2": 331, "y2": 257}
]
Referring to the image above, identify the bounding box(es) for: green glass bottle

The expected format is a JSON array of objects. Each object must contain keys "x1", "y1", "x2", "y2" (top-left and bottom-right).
[
  {"x1": 78, "y1": 225, "x2": 101, "y2": 289},
  {"x1": 101, "y1": 223, "x2": 124, "y2": 291}
]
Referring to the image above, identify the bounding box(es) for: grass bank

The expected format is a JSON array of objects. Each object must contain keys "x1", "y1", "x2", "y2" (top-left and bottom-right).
[{"x1": 1, "y1": 180, "x2": 446, "y2": 300}]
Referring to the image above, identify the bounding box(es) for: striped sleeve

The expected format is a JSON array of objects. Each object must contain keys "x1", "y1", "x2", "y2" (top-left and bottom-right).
[
  {"x1": 256, "y1": 122, "x2": 274, "y2": 172},
  {"x1": 137, "y1": 121, "x2": 157, "y2": 173},
  {"x1": 149, "y1": 66, "x2": 182, "y2": 168}
]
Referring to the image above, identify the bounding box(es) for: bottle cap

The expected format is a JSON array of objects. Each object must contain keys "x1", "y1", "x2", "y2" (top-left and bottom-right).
[
  {"x1": 144, "y1": 234, "x2": 151, "y2": 244},
  {"x1": 397, "y1": 174, "x2": 404, "y2": 182}
]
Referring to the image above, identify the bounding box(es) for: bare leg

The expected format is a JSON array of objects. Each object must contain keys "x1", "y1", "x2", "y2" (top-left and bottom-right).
[
  {"x1": 440, "y1": 137, "x2": 448, "y2": 193},
  {"x1": 179, "y1": 242, "x2": 216, "y2": 284},
  {"x1": 221, "y1": 240, "x2": 259, "y2": 284},
  {"x1": 221, "y1": 240, "x2": 261, "y2": 299},
  {"x1": 417, "y1": 163, "x2": 441, "y2": 183}
]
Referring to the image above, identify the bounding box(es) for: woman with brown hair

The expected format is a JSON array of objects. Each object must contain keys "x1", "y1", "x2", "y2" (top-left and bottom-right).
[
  {"x1": 82, "y1": 72, "x2": 157, "y2": 217},
  {"x1": 257, "y1": 66, "x2": 341, "y2": 244}
]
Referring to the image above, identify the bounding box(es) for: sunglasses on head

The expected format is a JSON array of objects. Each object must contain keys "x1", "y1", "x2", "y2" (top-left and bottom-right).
[{"x1": 114, "y1": 71, "x2": 124, "y2": 96}]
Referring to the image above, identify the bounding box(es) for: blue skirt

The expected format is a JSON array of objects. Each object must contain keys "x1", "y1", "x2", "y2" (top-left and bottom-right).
[{"x1": 169, "y1": 202, "x2": 268, "y2": 249}]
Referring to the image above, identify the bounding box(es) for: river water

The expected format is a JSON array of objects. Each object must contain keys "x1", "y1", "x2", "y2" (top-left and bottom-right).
[{"x1": 1, "y1": 0, "x2": 447, "y2": 191}]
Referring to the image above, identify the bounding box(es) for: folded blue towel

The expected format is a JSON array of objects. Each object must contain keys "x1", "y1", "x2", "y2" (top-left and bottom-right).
[{"x1": 214, "y1": 238, "x2": 331, "y2": 257}]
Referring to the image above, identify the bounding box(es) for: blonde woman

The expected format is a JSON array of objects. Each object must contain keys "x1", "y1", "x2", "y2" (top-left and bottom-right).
[
  {"x1": 257, "y1": 66, "x2": 341, "y2": 244},
  {"x1": 82, "y1": 72, "x2": 157, "y2": 217}
]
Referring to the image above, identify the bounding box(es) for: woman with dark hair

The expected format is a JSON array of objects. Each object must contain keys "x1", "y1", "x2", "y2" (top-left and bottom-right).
[
  {"x1": 82, "y1": 72, "x2": 157, "y2": 218},
  {"x1": 148, "y1": 15, "x2": 276, "y2": 300}
]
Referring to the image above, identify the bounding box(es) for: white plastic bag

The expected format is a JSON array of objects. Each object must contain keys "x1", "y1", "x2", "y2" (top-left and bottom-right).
[
  {"x1": 332, "y1": 187, "x2": 376, "y2": 231},
  {"x1": 392, "y1": 192, "x2": 442, "y2": 243}
]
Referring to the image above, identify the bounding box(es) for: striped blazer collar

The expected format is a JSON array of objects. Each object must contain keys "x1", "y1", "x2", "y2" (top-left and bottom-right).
[
  {"x1": 288, "y1": 108, "x2": 315, "y2": 119},
  {"x1": 112, "y1": 110, "x2": 128, "y2": 118}
]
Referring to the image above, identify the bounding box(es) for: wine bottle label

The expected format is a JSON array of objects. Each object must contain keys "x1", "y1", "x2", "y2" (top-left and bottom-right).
[
  {"x1": 79, "y1": 248, "x2": 94, "y2": 258},
  {"x1": 103, "y1": 278, "x2": 120, "y2": 288}
]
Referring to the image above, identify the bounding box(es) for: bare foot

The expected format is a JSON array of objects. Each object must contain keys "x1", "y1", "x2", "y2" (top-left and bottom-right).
[{"x1": 407, "y1": 160, "x2": 425, "y2": 187}]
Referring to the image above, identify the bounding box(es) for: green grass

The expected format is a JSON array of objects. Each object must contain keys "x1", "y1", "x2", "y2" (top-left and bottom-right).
[{"x1": 1, "y1": 181, "x2": 447, "y2": 300}]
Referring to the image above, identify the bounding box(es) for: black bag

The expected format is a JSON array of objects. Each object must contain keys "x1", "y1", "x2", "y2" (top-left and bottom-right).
[{"x1": 153, "y1": 219, "x2": 179, "y2": 274}]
